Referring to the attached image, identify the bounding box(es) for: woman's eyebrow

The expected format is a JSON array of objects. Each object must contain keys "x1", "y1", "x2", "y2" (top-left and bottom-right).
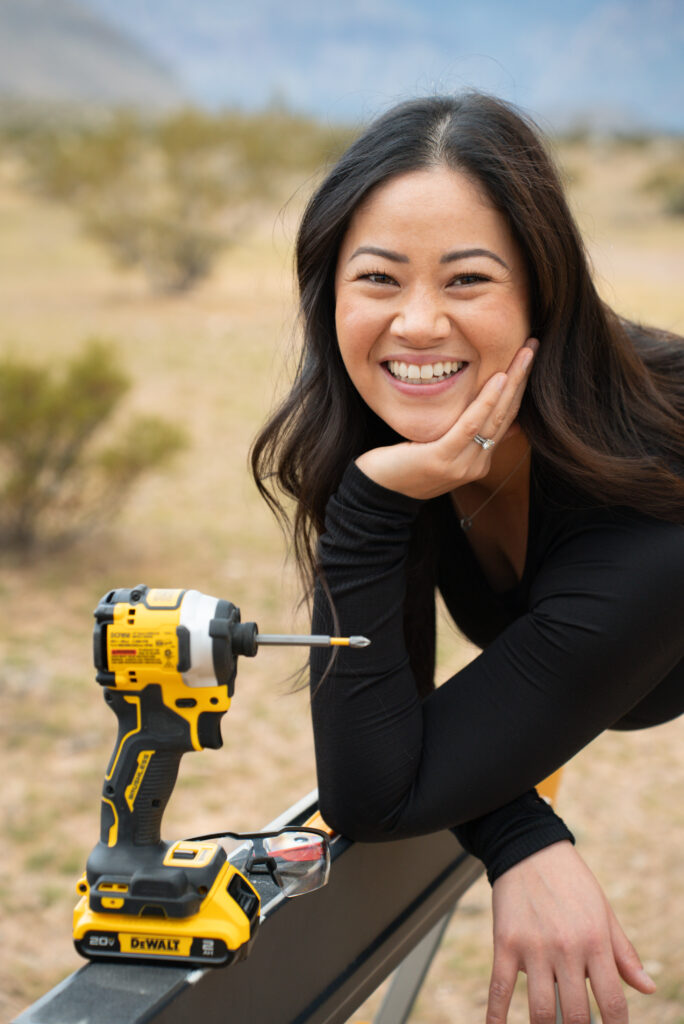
[
  {"x1": 441, "y1": 247, "x2": 509, "y2": 269},
  {"x1": 348, "y1": 244, "x2": 509, "y2": 269},
  {"x1": 349, "y1": 245, "x2": 409, "y2": 263}
]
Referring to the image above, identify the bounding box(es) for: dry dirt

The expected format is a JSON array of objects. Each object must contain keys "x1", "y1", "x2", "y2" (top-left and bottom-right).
[{"x1": 1, "y1": 137, "x2": 683, "y2": 1023}]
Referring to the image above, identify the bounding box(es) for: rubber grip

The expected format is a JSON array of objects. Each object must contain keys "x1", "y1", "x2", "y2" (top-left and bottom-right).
[{"x1": 100, "y1": 686, "x2": 192, "y2": 850}]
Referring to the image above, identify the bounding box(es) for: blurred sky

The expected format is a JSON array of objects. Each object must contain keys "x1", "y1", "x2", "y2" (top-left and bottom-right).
[{"x1": 81, "y1": 0, "x2": 684, "y2": 131}]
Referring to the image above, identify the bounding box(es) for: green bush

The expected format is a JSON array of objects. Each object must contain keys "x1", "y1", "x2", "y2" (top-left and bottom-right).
[
  {"x1": 640, "y1": 157, "x2": 684, "y2": 217},
  {"x1": 13, "y1": 106, "x2": 355, "y2": 293},
  {"x1": 0, "y1": 340, "x2": 187, "y2": 553},
  {"x1": 18, "y1": 110, "x2": 148, "y2": 202}
]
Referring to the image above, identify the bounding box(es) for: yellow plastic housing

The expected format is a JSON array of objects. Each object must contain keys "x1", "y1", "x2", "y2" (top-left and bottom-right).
[{"x1": 105, "y1": 598, "x2": 231, "y2": 752}]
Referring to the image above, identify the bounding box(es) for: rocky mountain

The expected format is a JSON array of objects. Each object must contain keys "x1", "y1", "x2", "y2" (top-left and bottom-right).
[{"x1": 0, "y1": 0, "x2": 186, "y2": 110}]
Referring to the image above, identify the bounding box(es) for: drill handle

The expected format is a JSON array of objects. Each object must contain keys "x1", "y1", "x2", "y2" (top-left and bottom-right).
[{"x1": 99, "y1": 686, "x2": 193, "y2": 851}]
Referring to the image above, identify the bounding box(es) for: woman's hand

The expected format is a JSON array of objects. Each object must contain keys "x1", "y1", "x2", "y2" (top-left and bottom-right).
[
  {"x1": 486, "y1": 841, "x2": 656, "y2": 1023},
  {"x1": 355, "y1": 340, "x2": 537, "y2": 500}
]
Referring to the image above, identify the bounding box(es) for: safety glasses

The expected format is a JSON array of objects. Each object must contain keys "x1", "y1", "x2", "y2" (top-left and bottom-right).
[{"x1": 187, "y1": 827, "x2": 331, "y2": 898}]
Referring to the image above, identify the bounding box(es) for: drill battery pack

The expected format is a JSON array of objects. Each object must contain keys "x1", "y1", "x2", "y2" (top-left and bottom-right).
[{"x1": 73, "y1": 839, "x2": 260, "y2": 967}]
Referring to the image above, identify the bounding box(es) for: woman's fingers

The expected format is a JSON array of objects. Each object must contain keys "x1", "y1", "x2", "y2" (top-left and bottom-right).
[
  {"x1": 453, "y1": 371, "x2": 508, "y2": 450},
  {"x1": 524, "y1": 960, "x2": 559, "y2": 1024},
  {"x1": 607, "y1": 902, "x2": 656, "y2": 994},
  {"x1": 440, "y1": 338, "x2": 536, "y2": 461},
  {"x1": 556, "y1": 953, "x2": 608, "y2": 1024},
  {"x1": 585, "y1": 949, "x2": 630, "y2": 1023},
  {"x1": 586, "y1": 908, "x2": 656, "y2": 1023},
  {"x1": 485, "y1": 953, "x2": 518, "y2": 1024},
  {"x1": 490, "y1": 933, "x2": 654, "y2": 1024},
  {"x1": 477, "y1": 339, "x2": 538, "y2": 446}
]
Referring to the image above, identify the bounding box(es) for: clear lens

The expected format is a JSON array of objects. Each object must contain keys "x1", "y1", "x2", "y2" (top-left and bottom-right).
[{"x1": 262, "y1": 830, "x2": 330, "y2": 897}]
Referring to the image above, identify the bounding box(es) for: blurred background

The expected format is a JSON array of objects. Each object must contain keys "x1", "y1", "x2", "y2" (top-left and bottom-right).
[{"x1": 1, "y1": 1, "x2": 682, "y2": 1020}]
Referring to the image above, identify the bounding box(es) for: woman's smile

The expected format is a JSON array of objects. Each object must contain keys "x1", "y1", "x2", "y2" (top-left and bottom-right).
[
  {"x1": 381, "y1": 356, "x2": 469, "y2": 400},
  {"x1": 334, "y1": 165, "x2": 531, "y2": 443}
]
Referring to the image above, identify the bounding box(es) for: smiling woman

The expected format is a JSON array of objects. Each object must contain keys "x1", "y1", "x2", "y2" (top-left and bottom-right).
[{"x1": 251, "y1": 93, "x2": 684, "y2": 1024}]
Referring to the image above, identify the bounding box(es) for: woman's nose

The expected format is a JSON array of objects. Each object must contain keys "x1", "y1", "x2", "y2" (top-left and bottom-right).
[{"x1": 389, "y1": 288, "x2": 450, "y2": 346}]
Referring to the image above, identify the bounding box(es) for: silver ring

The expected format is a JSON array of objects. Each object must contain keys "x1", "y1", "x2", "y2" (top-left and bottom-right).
[{"x1": 473, "y1": 434, "x2": 495, "y2": 451}]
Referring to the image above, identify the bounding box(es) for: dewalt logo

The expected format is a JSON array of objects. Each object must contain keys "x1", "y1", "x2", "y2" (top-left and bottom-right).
[
  {"x1": 132, "y1": 937, "x2": 179, "y2": 951},
  {"x1": 120, "y1": 933, "x2": 192, "y2": 956}
]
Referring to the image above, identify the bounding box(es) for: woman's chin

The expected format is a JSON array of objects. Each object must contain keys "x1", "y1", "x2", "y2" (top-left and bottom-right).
[
  {"x1": 391, "y1": 420, "x2": 457, "y2": 444},
  {"x1": 404, "y1": 430, "x2": 446, "y2": 444}
]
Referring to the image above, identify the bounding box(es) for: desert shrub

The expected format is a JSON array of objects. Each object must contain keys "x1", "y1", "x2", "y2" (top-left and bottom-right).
[
  {"x1": 0, "y1": 340, "x2": 187, "y2": 553},
  {"x1": 13, "y1": 106, "x2": 355, "y2": 293},
  {"x1": 610, "y1": 131, "x2": 655, "y2": 150},
  {"x1": 18, "y1": 110, "x2": 148, "y2": 201},
  {"x1": 640, "y1": 156, "x2": 684, "y2": 217}
]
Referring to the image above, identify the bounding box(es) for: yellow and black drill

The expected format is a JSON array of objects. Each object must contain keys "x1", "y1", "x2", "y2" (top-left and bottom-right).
[{"x1": 73, "y1": 584, "x2": 367, "y2": 967}]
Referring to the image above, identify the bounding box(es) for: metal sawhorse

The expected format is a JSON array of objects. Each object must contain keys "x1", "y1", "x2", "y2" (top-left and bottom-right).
[{"x1": 13, "y1": 788, "x2": 589, "y2": 1023}]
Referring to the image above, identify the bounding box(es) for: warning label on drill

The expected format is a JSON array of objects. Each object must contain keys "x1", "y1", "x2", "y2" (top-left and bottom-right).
[{"x1": 109, "y1": 629, "x2": 178, "y2": 666}]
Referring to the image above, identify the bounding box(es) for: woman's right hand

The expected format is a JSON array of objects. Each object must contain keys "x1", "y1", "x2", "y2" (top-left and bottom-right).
[
  {"x1": 355, "y1": 340, "x2": 537, "y2": 500},
  {"x1": 486, "y1": 841, "x2": 656, "y2": 1024}
]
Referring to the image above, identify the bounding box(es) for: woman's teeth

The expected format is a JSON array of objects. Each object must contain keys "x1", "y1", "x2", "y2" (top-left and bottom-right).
[{"x1": 386, "y1": 359, "x2": 464, "y2": 383}]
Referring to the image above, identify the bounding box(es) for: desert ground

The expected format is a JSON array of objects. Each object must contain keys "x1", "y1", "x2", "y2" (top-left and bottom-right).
[{"x1": 1, "y1": 132, "x2": 683, "y2": 1022}]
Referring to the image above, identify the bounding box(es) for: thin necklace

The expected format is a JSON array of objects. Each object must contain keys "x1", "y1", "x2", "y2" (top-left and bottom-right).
[{"x1": 458, "y1": 449, "x2": 530, "y2": 532}]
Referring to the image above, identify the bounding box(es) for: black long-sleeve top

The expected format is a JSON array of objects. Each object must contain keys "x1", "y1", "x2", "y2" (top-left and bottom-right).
[{"x1": 309, "y1": 460, "x2": 684, "y2": 882}]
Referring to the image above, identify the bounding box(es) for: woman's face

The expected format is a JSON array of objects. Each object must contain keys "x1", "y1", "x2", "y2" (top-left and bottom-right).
[{"x1": 334, "y1": 165, "x2": 531, "y2": 443}]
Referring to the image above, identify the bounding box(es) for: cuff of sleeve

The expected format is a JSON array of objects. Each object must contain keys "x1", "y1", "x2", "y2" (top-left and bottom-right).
[{"x1": 451, "y1": 790, "x2": 575, "y2": 886}]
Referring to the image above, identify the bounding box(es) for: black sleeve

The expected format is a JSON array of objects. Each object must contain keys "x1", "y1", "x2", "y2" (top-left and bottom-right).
[{"x1": 309, "y1": 462, "x2": 684, "y2": 881}]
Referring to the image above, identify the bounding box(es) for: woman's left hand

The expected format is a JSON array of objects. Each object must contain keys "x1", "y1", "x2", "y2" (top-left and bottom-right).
[{"x1": 486, "y1": 841, "x2": 656, "y2": 1023}]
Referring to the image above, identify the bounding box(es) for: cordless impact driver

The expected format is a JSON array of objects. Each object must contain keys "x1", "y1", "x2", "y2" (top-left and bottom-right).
[{"x1": 73, "y1": 584, "x2": 368, "y2": 966}]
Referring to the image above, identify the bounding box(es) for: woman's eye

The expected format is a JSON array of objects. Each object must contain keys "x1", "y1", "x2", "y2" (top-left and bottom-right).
[
  {"x1": 450, "y1": 272, "x2": 488, "y2": 287},
  {"x1": 359, "y1": 270, "x2": 396, "y2": 285}
]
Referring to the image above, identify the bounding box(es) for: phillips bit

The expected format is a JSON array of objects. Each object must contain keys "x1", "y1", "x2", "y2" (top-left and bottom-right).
[{"x1": 256, "y1": 634, "x2": 370, "y2": 649}]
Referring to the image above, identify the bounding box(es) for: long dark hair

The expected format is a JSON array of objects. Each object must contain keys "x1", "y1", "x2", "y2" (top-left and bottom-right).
[{"x1": 252, "y1": 92, "x2": 684, "y2": 615}]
